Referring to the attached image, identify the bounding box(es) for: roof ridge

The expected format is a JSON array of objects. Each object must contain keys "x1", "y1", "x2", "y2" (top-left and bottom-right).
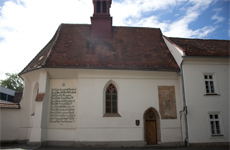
[
  {"x1": 169, "y1": 37, "x2": 230, "y2": 41},
  {"x1": 54, "y1": 23, "x2": 161, "y2": 30},
  {"x1": 61, "y1": 23, "x2": 90, "y2": 26},
  {"x1": 42, "y1": 24, "x2": 63, "y2": 67},
  {"x1": 113, "y1": 25, "x2": 161, "y2": 29}
]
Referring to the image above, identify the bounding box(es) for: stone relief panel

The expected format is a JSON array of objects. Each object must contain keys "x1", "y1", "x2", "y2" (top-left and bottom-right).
[
  {"x1": 47, "y1": 79, "x2": 77, "y2": 128},
  {"x1": 158, "y1": 86, "x2": 177, "y2": 119}
]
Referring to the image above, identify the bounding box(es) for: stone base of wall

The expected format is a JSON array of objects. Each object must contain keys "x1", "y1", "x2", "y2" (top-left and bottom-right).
[
  {"x1": 73, "y1": 141, "x2": 146, "y2": 147},
  {"x1": 0, "y1": 140, "x2": 27, "y2": 145},
  {"x1": 28, "y1": 141, "x2": 146, "y2": 147},
  {"x1": 28, "y1": 141, "x2": 185, "y2": 147},
  {"x1": 22, "y1": 140, "x2": 230, "y2": 148},
  {"x1": 189, "y1": 142, "x2": 229, "y2": 147},
  {"x1": 161, "y1": 142, "x2": 183, "y2": 147}
]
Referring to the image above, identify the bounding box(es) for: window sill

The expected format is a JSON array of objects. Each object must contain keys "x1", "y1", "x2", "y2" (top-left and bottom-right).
[
  {"x1": 204, "y1": 93, "x2": 220, "y2": 96},
  {"x1": 210, "y1": 135, "x2": 225, "y2": 139},
  {"x1": 103, "y1": 113, "x2": 121, "y2": 117},
  {"x1": 211, "y1": 135, "x2": 224, "y2": 137}
]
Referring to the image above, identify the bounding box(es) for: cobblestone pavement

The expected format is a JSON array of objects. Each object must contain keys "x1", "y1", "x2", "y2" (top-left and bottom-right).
[{"x1": 0, "y1": 144, "x2": 229, "y2": 150}]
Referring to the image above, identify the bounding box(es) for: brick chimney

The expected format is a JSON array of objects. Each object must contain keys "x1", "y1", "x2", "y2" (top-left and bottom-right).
[{"x1": 91, "y1": 0, "x2": 112, "y2": 37}]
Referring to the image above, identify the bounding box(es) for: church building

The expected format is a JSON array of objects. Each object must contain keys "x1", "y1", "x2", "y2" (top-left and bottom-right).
[{"x1": 1, "y1": 0, "x2": 229, "y2": 147}]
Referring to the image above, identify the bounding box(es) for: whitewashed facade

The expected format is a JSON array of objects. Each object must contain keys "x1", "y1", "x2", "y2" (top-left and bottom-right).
[
  {"x1": 182, "y1": 57, "x2": 229, "y2": 144},
  {"x1": 163, "y1": 36, "x2": 229, "y2": 145},
  {"x1": 17, "y1": 69, "x2": 184, "y2": 146}
]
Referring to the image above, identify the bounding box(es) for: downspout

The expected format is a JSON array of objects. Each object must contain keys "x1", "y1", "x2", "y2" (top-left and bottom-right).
[
  {"x1": 180, "y1": 59, "x2": 189, "y2": 147},
  {"x1": 179, "y1": 109, "x2": 184, "y2": 146},
  {"x1": 162, "y1": 35, "x2": 189, "y2": 146}
]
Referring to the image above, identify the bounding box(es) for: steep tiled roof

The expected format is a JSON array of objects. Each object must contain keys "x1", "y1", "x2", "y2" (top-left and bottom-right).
[
  {"x1": 20, "y1": 24, "x2": 180, "y2": 75},
  {"x1": 169, "y1": 37, "x2": 229, "y2": 57}
]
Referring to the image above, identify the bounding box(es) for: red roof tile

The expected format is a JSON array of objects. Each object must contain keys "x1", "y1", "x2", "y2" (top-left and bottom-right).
[
  {"x1": 168, "y1": 37, "x2": 229, "y2": 57},
  {"x1": 20, "y1": 24, "x2": 181, "y2": 75}
]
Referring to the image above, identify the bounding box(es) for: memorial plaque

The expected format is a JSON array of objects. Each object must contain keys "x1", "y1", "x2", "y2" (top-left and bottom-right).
[{"x1": 47, "y1": 79, "x2": 77, "y2": 128}]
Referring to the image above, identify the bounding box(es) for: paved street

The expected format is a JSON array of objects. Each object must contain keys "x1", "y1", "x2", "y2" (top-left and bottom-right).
[
  {"x1": 34, "y1": 146, "x2": 229, "y2": 150},
  {"x1": 0, "y1": 144, "x2": 229, "y2": 150}
]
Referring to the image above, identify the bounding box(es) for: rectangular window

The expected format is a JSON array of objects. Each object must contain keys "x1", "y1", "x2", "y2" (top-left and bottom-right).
[
  {"x1": 102, "y1": 1, "x2": 107, "y2": 13},
  {"x1": 97, "y1": 1, "x2": 101, "y2": 13},
  {"x1": 0, "y1": 92, "x2": 7, "y2": 100},
  {"x1": 8, "y1": 95, "x2": 14, "y2": 102},
  {"x1": 209, "y1": 114, "x2": 223, "y2": 136},
  {"x1": 204, "y1": 74, "x2": 216, "y2": 94}
]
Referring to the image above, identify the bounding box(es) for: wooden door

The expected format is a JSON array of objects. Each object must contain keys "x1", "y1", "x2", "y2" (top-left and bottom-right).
[{"x1": 146, "y1": 120, "x2": 157, "y2": 145}]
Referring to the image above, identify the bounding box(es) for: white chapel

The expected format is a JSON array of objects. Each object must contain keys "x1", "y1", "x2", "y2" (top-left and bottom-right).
[{"x1": 0, "y1": 0, "x2": 229, "y2": 147}]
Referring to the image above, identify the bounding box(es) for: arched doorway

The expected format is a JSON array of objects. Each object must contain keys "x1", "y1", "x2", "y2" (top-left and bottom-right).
[{"x1": 144, "y1": 107, "x2": 161, "y2": 145}]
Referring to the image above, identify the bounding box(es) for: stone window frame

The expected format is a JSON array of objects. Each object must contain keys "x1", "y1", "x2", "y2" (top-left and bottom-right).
[{"x1": 103, "y1": 81, "x2": 121, "y2": 117}]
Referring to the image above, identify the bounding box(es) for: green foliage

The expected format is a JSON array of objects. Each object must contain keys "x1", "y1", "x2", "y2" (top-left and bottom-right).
[{"x1": 0, "y1": 73, "x2": 24, "y2": 92}]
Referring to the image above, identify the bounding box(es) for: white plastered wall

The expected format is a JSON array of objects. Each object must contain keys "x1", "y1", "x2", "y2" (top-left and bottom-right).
[
  {"x1": 19, "y1": 69, "x2": 48, "y2": 142},
  {"x1": 19, "y1": 71, "x2": 40, "y2": 141},
  {"x1": 18, "y1": 68, "x2": 184, "y2": 144},
  {"x1": 0, "y1": 109, "x2": 20, "y2": 141},
  {"x1": 75, "y1": 69, "x2": 183, "y2": 143},
  {"x1": 182, "y1": 58, "x2": 229, "y2": 143},
  {"x1": 29, "y1": 70, "x2": 50, "y2": 143}
]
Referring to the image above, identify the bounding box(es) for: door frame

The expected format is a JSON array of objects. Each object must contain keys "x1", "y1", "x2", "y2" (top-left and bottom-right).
[{"x1": 143, "y1": 107, "x2": 161, "y2": 145}]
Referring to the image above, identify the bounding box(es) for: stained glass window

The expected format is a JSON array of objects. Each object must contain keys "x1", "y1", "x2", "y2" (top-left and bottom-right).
[{"x1": 105, "y1": 84, "x2": 117, "y2": 113}]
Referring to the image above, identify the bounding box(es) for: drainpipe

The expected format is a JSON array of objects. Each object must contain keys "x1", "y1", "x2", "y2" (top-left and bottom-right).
[
  {"x1": 179, "y1": 106, "x2": 187, "y2": 146},
  {"x1": 180, "y1": 60, "x2": 189, "y2": 147},
  {"x1": 179, "y1": 109, "x2": 184, "y2": 146}
]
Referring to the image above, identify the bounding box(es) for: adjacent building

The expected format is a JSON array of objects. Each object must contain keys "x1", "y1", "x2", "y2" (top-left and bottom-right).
[{"x1": 164, "y1": 37, "x2": 229, "y2": 145}]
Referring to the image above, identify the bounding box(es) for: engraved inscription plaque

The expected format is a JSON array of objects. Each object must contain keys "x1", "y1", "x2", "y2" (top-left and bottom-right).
[
  {"x1": 50, "y1": 88, "x2": 76, "y2": 123},
  {"x1": 47, "y1": 79, "x2": 77, "y2": 128}
]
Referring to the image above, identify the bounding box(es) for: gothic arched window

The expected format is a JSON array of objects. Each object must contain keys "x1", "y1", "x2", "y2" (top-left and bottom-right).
[
  {"x1": 102, "y1": 1, "x2": 107, "y2": 13},
  {"x1": 105, "y1": 83, "x2": 117, "y2": 113},
  {"x1": 97, "y1": 1, "x2": 101, "y2": 13}
]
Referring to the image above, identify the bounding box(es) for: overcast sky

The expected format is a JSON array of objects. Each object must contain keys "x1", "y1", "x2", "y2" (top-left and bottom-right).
[{"x1": 0, "y1": 0, "x2": 229, "y2": 80}]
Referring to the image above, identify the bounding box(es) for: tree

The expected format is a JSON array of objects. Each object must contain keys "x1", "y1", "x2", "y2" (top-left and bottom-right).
[{"x1": 0, "y1": 73, "x2": 24, "y2": 92}]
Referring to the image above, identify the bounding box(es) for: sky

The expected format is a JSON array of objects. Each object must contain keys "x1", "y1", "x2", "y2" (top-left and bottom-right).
[{"x1": 0, "y1": 0, "x2": 229, "y2": 80}]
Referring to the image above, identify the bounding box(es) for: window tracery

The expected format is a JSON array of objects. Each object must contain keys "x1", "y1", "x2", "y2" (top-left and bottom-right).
[{"x1": 105, "y1": 83, "x2": 117, "y2": 113}]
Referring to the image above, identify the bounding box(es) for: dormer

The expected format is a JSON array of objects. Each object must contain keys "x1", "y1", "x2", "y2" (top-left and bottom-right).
[{"x1": 91, "y1": 0, "x2": 112, "y2": 37}]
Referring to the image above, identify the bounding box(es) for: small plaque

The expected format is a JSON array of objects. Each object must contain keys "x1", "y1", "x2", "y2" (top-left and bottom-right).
[{"x1": 136, "y1": 120, "x2": 140, "y2": 126}]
